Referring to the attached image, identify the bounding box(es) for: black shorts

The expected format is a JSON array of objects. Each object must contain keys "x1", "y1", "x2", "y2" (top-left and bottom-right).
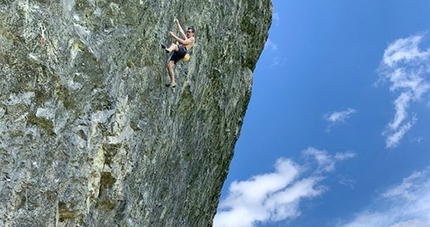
[{"x1": 170, "y1": 45, "x2": 187, "y2": 63}]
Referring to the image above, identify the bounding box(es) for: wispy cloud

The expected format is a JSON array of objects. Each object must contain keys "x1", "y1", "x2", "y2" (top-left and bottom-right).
[
  {"x1": 324, "y1": 108, "x2": 356, "y2": 131},
  {"x1": 273, "y1": 12, "x2": 280, "y2": 27},
  {"x1": 379, "y1": 33, "x2": 430, "y2": 148},
  {"x1": 264, "y1": 39, "x2": 283, "y2": 68},
  {"x1": 334, "y1": 152, "x2": 357, "y2": 161},
  {"x1": 214, "y1": 147, "x2": 355, "y2": 227},
  {"x1": 337, "y1": 176, "x2": 356, "y2": 189},
  {"x1": 265, "y1": 39, "x2": 278, "y2": 52},
  {"x1": 269, "y1": 56, "x2": 287, "y2": 68},
  {"x1": 336, "y1": 167, "x2": 430, "y2": 227}
]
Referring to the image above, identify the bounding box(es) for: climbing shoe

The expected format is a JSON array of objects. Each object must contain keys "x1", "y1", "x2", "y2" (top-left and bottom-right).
[
  {"x1": 165, "y1": 83, "x2": 176, "y2": 88},
  {"x1": 161, "y1": 44, "x2": 169, "y2": 53}
]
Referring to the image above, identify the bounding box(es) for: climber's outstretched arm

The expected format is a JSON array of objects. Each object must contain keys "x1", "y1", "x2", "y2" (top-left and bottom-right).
[{"x1": 174, "y1": 19, "x2": 187, "y2": 39}]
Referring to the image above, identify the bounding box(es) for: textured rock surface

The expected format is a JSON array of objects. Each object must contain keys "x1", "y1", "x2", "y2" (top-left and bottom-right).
[{"x1": 0, "y1": 0, "x2": 271, "y2": 226}]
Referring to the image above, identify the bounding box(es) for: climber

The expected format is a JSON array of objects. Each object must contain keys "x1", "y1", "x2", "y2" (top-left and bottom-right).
[{"x1": 161, "y1": 19, "x2": 195, "y2": 88}]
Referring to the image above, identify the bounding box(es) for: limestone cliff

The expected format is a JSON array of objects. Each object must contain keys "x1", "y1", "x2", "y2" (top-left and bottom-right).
[{"x1": 0, "y1": 0, "x2": 272, "y2": 226}]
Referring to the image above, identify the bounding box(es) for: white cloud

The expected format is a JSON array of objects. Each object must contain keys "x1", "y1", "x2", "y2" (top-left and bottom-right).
[
  {"x1": 336, "y1": 167, "x2": 430, "y2": 227},
  {"x1": 324, "y1": 108, "x2": 356, "y2": 131},
  {"x1": 303, "y1": 147, "x2": 335, "y2": 172},
  {"x1": 384, "y1": 118, "x2": 415, "y2": 148},
  {"x1": 379, "y1": 33, "x2": 430, "y2": 148},
  {"x1": 214, "y1": 147, "x2": 356, "y2": 227},
  {"x1": 382, "y1": 35, "x2": 430, "y2": 67}
]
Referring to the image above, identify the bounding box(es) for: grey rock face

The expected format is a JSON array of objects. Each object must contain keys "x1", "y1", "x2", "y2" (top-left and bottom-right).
[{"x1": 0, "y1": 0, "x2": 271, "y2": 226}]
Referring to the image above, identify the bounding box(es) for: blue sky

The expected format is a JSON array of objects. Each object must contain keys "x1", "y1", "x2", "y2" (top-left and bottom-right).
[{"x1": 214, "y1": 1, "x2": 430, "y2": 227}]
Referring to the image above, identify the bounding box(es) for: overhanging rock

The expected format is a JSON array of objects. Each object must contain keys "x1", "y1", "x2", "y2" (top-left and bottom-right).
[{"x1": 0, "y1": 0, "x2": 272, "y2": 226}]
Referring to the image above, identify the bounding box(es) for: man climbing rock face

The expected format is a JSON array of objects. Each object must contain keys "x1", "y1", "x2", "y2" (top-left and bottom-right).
[{"x1": 162, "y1": 19, "x2": 195, "y2": 88}]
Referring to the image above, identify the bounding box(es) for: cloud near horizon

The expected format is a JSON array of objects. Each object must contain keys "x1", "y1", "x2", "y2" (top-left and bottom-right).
[
  {"x1": 337, "y1": 167, "x2": 430, "y2": 227},
  {"x1": 379, "y1": 33, "x2": 430, "y2": 148},
  {"x1": 213, "y1": 147, "x2": 355, "y2": 227}
]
